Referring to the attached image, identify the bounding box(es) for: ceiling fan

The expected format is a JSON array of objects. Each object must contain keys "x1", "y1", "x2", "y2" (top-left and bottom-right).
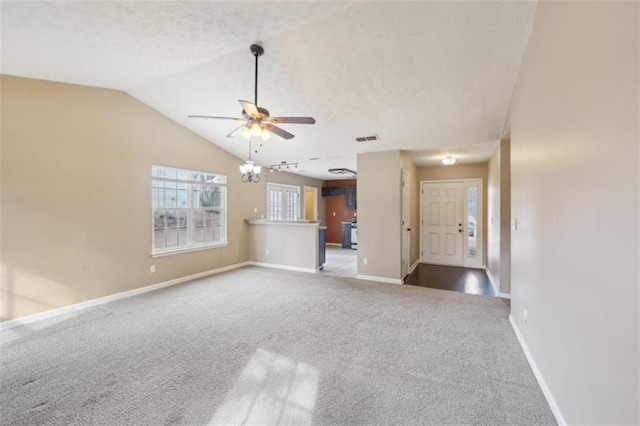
[{"x1": 188, "y1": 44, "x2": 315, "y2": 140}]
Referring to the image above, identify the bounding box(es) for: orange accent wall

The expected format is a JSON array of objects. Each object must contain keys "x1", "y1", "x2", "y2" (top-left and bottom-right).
[{"x1": 323, "y1": 179, "x2": 357, "y2": 243}]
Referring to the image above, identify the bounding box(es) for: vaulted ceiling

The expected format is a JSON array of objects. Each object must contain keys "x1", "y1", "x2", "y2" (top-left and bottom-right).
[{"x1": 1, "y1": 1, "x2": 537, "y2": 179}]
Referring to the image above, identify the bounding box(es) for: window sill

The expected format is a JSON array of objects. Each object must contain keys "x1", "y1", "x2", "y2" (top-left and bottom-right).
[{"x1": 151, "y1": 242, "x2": 228, "y2": 258}]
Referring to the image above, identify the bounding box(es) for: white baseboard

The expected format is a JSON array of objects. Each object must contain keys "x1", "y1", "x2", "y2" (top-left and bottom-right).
[
  {"x1": 0, "y1": 261, "x2": 251, "y2": 332},
  {"x1": 355, "y1": 274, "x2": 403, "y2": 285},
  {"x1": 409, "y1": 259, "x2": 420, "y2": 274},
  {"x1": 509, "y1": 315, "x2": 566, "y2": 425},
  {"x1": 485, "y1": 268, "x2": 511, "y2": 299},
  {"x1": 248, "y1": 261, "x2": 317, "y2": 274}
]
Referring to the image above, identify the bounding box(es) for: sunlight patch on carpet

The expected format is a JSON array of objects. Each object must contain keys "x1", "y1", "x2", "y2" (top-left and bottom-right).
[{"x1": 209, "y1": 349, "x2": 320, "y2": 425}]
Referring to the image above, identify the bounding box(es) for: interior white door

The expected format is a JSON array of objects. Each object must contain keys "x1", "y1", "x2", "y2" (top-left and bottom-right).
[
  {"x1": 401, "y1": 170, "x2": 410, "y2": 278},
  {"x1": 422, "y1": 181, "x2": 464, "y2": 266}
]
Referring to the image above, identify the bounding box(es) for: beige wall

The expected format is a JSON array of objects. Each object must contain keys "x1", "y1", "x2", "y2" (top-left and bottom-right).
[
  {"x1": 499, "y1": 139, "x2": 510, "y2": 294},
  {"x1": 417, "y1": 162, "x2": 489, "y2": 267},
  {"x1": 248, "y1": 222, "x2": 319, "y2": 271},
  {"x1": 0, "y1": 75, "x2": 323, "y2": 321},
  {"x1": 509, "y1": 1, "x2": 638, "y2": 424},
  {"x1": 356, "y1": 150, "x2": 419, "y2": 281},
  {"x1": 487, "y1": 138, "x2": 511, "y2": 294},
  {"x1": 357, "y1": 150, "x2": 402, "y2": 280}
]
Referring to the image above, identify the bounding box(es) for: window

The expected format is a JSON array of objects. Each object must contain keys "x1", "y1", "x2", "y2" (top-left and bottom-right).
[
  {"x1": 467, "y1": 186, "x2": 478, "y2": 257},
  {"x1": 267, "y1": 183, "x2": 300, "y2": 221},
  {"x1": 152, "y1": 165, "x2": 227, "y2": 255}
]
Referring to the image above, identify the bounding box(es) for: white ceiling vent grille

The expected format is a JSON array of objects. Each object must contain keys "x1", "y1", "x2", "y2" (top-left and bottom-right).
[{"x1": 355, "y1": 135, "x2": 380, "y2": 142}]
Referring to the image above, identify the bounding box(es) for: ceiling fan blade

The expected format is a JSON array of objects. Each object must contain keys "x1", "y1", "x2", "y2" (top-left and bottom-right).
[
  {"x1": 267, "y1": 117, "x2": 316, "y2": 125},
  {"x1": 227, "y1": 124, "x2": 247, "y2": 138},
  {"x1": 264, "y1": 124, "x2": 295, "y2": 140},
  {"x1": 238, "y1": 100, "x2": 260, "y2": 118},
  {"x1": 188, "y1": 115, "x2": 245, "y2": 121}
]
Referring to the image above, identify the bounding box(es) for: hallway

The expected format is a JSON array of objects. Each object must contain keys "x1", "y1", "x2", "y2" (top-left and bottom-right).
[{"x1": 404, "y1": 263, "x2": 497, "y2": 297}]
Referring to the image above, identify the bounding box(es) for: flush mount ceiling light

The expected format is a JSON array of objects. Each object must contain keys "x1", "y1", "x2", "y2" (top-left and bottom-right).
[
  {"x1": 328, "y1": 168, "x2": 357, "y2": 177},
  {"x1": 188, "y1": 44, "x2": 316, "y2": 144},
  {"x1": 442, "y1": 156, "x2": 456, "y2": 165}
]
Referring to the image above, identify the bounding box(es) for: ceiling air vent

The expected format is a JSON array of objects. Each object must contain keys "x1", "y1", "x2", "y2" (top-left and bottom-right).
[
  {"x1": 328, "y1": 168, "x2": 357, "y2": 177},
  {"x1": 355, "y1": 135, "x2": 380, "y2": 142}
]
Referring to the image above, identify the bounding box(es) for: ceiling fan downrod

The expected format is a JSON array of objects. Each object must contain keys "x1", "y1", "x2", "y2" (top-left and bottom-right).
[{"x1": 250, "y1": 44, "x2": 264, "y2": 107}]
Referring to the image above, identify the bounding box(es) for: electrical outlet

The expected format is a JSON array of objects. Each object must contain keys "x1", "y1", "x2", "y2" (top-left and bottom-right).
[
  {"x1": 150, "y1": 265, "x2": 156, "y2": 273},
  {"x1": 523, "y1": 309, "x2": 528, "y2": 324},
  {"x1": 512, "y1": 219, "x2": 518, "y2": 231},
  {"x1": 333, "y1": 212, "x2": 336, "y2": 216},
  {"x1": 265, "y1": 249, "x2": 269, "y2": 255},
  {"x1": 363, "y1": 258, "x2": 368, "y2": 265}
]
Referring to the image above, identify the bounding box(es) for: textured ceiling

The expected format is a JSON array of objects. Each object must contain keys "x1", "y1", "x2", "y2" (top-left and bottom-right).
[{"x1": 1, "y1": 1, "x2": 538, "y2": 180}]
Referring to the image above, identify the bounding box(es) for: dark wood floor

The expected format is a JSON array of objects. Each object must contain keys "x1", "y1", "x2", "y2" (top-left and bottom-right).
[{"x1": 404, "y1": 263, "x2": 498, "y2": 297}]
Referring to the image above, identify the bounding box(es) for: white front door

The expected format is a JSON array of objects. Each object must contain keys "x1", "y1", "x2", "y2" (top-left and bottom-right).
[
  {"x1": 401, "y1": 170, "x2": 411, "y2": 278},
  {"x1": 422, "y1": 181, "x2": 464, "y2": 266}
]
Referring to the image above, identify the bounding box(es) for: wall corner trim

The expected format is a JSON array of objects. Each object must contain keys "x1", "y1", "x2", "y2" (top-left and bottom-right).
[
  {"x1": 409, "y1": 259, "x2": 421, "y2": 274},
  {"x1": 247, "y1": 261, "x2": 318, "y2": 274},
  {"x1": 485, "y1": 267, "x2": 499, "y2": 295},
  {"x1": 0, "y1": 261, "x2": 251, "y2": 331},
  {"x1": 356, "y1": 274, "x2": 403, "y2": 285},
  {"x1": 509, "y1": 315, "x2": 567, "y2": 425}
]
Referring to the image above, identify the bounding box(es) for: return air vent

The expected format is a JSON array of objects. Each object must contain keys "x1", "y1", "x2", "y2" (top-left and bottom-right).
[{"x1": 355, "y1": 135, "x2": 380, "y2": 142}]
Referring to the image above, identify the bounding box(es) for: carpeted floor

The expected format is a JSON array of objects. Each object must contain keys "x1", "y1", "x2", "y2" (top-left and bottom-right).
[{"x1": 0, "y1": 266, "x2": 555, "y2": 425}]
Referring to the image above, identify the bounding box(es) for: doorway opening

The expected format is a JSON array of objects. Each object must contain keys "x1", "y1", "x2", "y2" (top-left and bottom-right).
[
  {"x1": 303, "y1": 186, "x2": 318, "y2": 221},
  {"x1": 401, "y1": 169, "x2": 411, "y2": 279}
]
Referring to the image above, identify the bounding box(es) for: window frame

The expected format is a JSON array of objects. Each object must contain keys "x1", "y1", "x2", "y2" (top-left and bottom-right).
[
  {"x1": 151, "y1": 165, "x2": 228, "y2": 257},
  {"x1": 266, "y1": 182, "x2": 301, "y2": 221}
]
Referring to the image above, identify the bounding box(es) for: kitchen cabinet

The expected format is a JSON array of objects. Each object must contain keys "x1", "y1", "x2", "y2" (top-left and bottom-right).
[
  {"x1": 321, "y1": 187, "x2": 345, "y2": 197},
  {"x1": 322, "y1": 186, "x2": 357, "y2": 210},
  {"x1": 341, "y1": 222, "x2": 352, "y2": 249},
  {"x1": 345, "y1": 187, "x2": 356, "y2": 210},
  {"x1": 319, "y1": 227, "x2": 326, "y2": 269}
]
